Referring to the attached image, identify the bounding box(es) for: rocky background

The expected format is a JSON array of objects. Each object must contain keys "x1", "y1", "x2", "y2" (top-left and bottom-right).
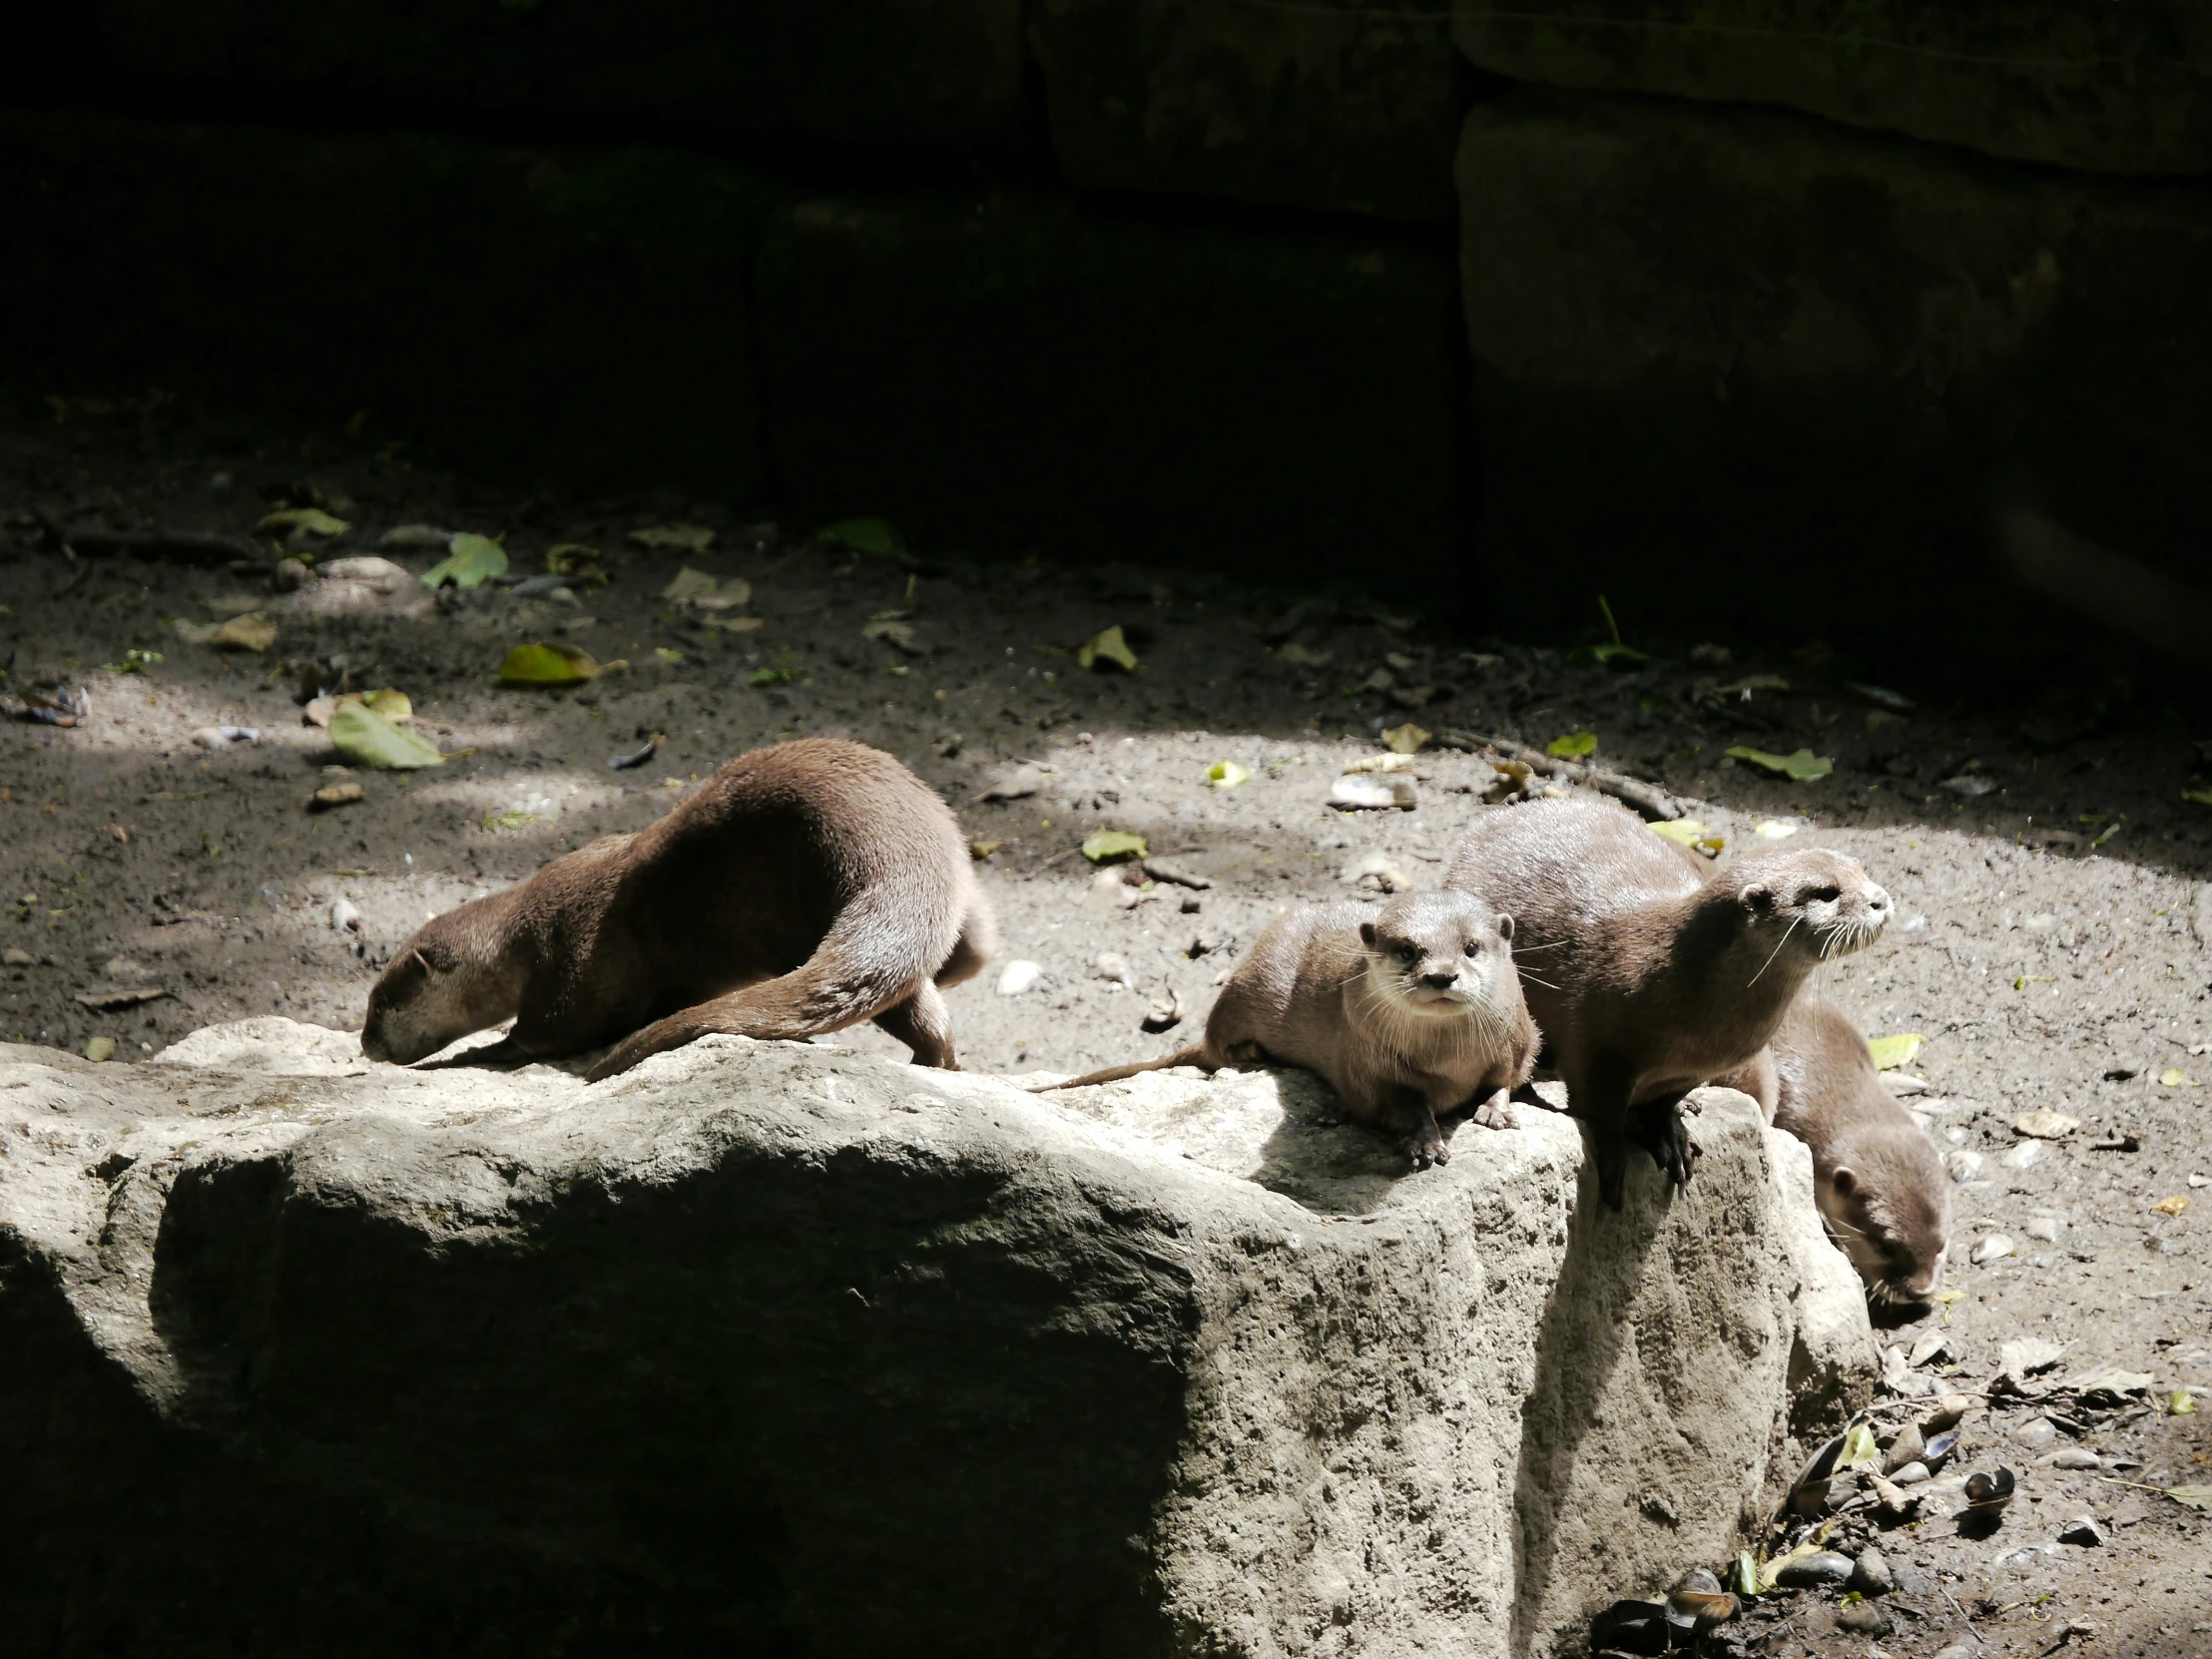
[{"x1": 5, "y1": 2, "x2": 2211, "y2": 651}]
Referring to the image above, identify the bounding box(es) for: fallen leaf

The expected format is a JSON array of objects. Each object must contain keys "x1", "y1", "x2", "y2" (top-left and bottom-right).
[
  {"x1": 498, "y1": 643, "x2": 600, "y2": 686},
  {"x1": 2163, "y1": 1484, "x2": 2212, "y2": 1509},
  {"x1": 544, "y1": 544, "x2": 608, "y2": 586},
  {"x1": 82, "y1": 1035, "x2": 117, "y2": 1062},
  {"x1": 2168, "y1": 1391, "x2": 2196, "y2": 1416},
  {"x1": 482, "y1": 810, "x2": 539, "y2": 832},
  {"x1": 360, "y1": 688, "x2": 412, "y2": 723},
  {"x1": 1866, "y1": 1033, "x2": 1924, "y2": 1071},
  {"x1": 1077, "y1": 626, "x2": 1138, "y2": 672},
  {"x1": 968, "y1": 838, "x2": 1002, "y2": 860},
  {"x1": 1344, "y1": 753, "x2": 1418, "y2": 775},
  {"x1": 2184, "y1": 789, "x2": 2212, "y2": 809},
  {"x1": 1206, "y1": 761, "x2": 1250, "y2": 790},
  {"x1": 309, "y1": 781, "x2": 365, "y2": 811},
  {"x1": 1081, "y1": 830, "x2": 1149, "y2": 864},
  {"x1": 818, "y1": 517, "x2": 903, "y2": 554},
  {"x1": 257, "y1": 507, "x2": 349, "y2": 539},
  {"x1": 175, "y1": 612, "x2": 278, "y2": 650},
  {"x1": 1836, "y1": 1423, "x2": 1881, "y2": 1472},
  {"x1": 1727, "y1": 746, "x2": 1834, "y2": 781},
  {"x1": 74, "y1": 986, "x2": 169, "y2": 1010},
  {"x1": 420, "y1": 532, "x2": 508, "y2": 590},
  {"x1": 2160, "y1": 1067, "x2": 2195, "y2": 1087},
  {"x1": 1754, "y1": 819, "x2": 1800, "y2": 838},
  {"x1": 653, "y1": 648, "x2": 684, "y2": 665},
  {"x1": 2154, "y1": 1195, "x2": 2190, "y2": 1217},
  {"x1": 661, "y1": 567, "x2": 751, "y2": 610},
  {"x1": 1547, "y1": 731, "x2": 1597, "y2": 759},
  {"x1": 862, "y1": 617, "x2": 920, "y2": 653},
  {"x1": 1712, "y1": 673, "x2": 1790, "y2": 698},
  {"x1": 1382, "y1": 722, "x2": 1430, "y2": 755},
  {"x1": 628, "y1": 523, "x2": 716, "y2": 553},
  {"x1": 1940, "y1": 774, "x2": 1998, "y2": 797},
  {"x1": 2012, "y1": 1107, "x2": 2081, "y2": 1139},
  {"x1": 1277, "y1": 642, "x2": 1332, "y2": 667},
  {"x1": 1331, "y1": 774, "x2": 1417, "y2": 810},
  {"x1": 1649, "y1": 819, "x2": 1715, "y2": 847},
  {"x1": 329, "y1": 703, "x2": 444, "y2": 770}
]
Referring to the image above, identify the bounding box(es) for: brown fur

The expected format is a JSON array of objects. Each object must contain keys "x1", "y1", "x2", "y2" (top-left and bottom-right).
[
  {"x1": 359, "y1": 739, "x2": 995, "y2": 1079},
  {"x1": 1769, "y1": 993, "x2": 1951, "y2": 1307},
  {"x1": 1036, "y1": 890, "x2": 1538, "y2": 1169},
  {"x1": 1444, "y1": 798, "x2": 1893, "y2": 1208}
]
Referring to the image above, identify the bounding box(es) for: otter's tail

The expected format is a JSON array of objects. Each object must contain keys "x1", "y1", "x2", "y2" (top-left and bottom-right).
[
  {"x1": 585, "y1": 868, "x2": 969, "y2": 1080},
  {"x1": 1029, "y1": 1046, "x2": 1212, "y2": 1092}
]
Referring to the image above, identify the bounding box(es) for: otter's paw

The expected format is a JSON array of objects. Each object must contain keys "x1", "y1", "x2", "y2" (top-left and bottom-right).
[
  {"x1": 1595, "y1": 1141, "x2": 1629, "y2": 1210},
  {"x1": 1405, "y1": 1126, "x2": 1450, "y2": 1170},
  {"x1": 1656, "y1": 1106, "x2": 1702, "y2": 1188},
  {"x1": 1471, "y1": 1089, "x2": 1517, "y2": 1131}
]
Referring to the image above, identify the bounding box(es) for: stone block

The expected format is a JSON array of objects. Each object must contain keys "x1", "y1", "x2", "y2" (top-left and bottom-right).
[
  {"x1": 94, "y1": 0, "x2": 1031, "y2": 151},
  {"x1": 1452, "y1": 1, "x2": 2212, "y2": 176},
  {"x1": 757, "y1": 190, "x2": 1466, "y2": 587},
  {"x1": 1455, "y1": 94, "x2": 2212, "y2": 640},
  {"x1": 0, "y1": 1021, "x2": 1869, "y2": 1656},
  {"x1": 1031, "y1": 0, "x2": 1465, "y2": 220},
  {"x1": 0, "y1": 112, "x2": 771, "y2": 493}
]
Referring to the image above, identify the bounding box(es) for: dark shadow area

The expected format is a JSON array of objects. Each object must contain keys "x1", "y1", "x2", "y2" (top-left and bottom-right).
[{"x1": 138, "y1": 1119, "x2": 1190, "y2": 1656}]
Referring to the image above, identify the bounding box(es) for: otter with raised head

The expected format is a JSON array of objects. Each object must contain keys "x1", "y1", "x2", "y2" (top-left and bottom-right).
[
  {"x1": 1445, "y1": 798, "x2": 1892, "y2": 1208},
  {"x1": 1036, "y1": 889, "x2": 1538, "y2": 1169},
  {"x1": 1766, "y1": 993, "x2": 1951, "y2": 1308},
  {"x1": 359, "y1": 739, "x2": 995, "y2": 1079}
]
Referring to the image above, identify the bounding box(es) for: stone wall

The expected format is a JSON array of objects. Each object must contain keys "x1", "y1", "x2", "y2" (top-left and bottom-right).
[{"x1": 4, "y1": 1, "x2": 2206, "y2": 618}]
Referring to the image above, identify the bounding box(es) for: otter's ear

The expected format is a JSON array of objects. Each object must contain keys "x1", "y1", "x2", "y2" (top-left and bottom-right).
[
  {"x1": 1495, "y1": 913, "x2": 1515, "y2": 943},
  {"x1": 1832, "y1": 1166, "x2": 1857, "y2": 1199},
  {"x1": 411, "y1": 949, "x2": 438, "y2": 977},
  {"x1": 1738, "y1": 881, "x2": 1773, "y2": 914},
  {"x1": 1359, "y1": 921, "x2": 1378, "y2": 948}
]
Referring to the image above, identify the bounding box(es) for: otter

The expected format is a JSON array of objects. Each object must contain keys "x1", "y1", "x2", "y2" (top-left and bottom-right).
[
  {"x1": 1036, "y1": 889, "x2": 1538, "y2": 1170},
  {"x1": 1765, "y1": 993, "x2": 1951, "y2": 1308},
  {"x1": 359, "y1": 739, "x2": 995, "y2": 1079},
  {"x1": 1444, "y1": 798, "x2": 1892, "y2": 1208}
]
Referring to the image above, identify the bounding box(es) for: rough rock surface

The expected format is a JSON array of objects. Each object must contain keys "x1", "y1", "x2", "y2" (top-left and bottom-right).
[
  {"x1": 756, "y1": 191, "x2": 1464, "y2": 580},
  {"x1": 1030, "y1": 0, "x2": 1465, "y2": 221},
  {"x1": 1454, "y1": 92, "x2": 2212, "y2": 638},
  {"x1": 93, "y1": 0, "x2": 1032, "y2": 152},
  {"x1": 0, "y1": 1020, "x2": 1869, "y2": 1657},
  {"x1": 1451, "y1": 0, "x2": 2212, "y2": 176}
]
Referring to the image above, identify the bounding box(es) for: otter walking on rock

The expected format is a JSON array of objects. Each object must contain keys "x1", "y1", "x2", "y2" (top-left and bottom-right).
[
  {"x1": 1037, "y1": 889, "x2": 1538, "y2": 1170},
  {"x1": 1445, "y1": 798, "x2": 1892, "y2": 1207},
  {"x1": 359, "y1": 739, "x2": 995, "y2": 1079}
]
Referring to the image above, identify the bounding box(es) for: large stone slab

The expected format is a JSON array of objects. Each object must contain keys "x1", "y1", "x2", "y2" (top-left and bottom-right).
[
  {"x1": 1030, "y1": 0, "x2": 1465, "y2": 220},
  {"x1": 1454, "y1": 93, "x2": 2212, "y2": 640},
  {"x1": 93, "y1": 0, "x2": 1031, "y2": 152},
  {"x1": 756, "y1": 190, "x2": 1465, "y2": 587},
  {"x1": 1452, "y1": 1, "x2": 2212, "y2": 176},
  {"x1": 0, "y1": 1019, "x2": 1868, "y2": 1657},
  {"x1": 0, "y1": 112, "x2": 772, "y2": 494}
]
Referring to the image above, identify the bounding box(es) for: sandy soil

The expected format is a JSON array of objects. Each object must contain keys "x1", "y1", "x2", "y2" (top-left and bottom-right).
[{"x1": 1, "y1": 400, "x2": 2207, "y2": 1656}]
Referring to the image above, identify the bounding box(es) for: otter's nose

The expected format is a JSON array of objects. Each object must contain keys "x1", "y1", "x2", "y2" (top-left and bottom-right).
[
  {"x1": 1420, "y1": 969, "x2": 1456, "y2": 991},
  {"x1": 1864, "y1": 882, "x2": 1894, "y2": 919}
]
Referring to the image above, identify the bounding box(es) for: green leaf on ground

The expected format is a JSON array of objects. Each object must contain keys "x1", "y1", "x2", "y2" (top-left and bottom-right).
[
  {"x1": 1726, "y1": 746, "x2": 1833, "y2": 781},
  {"x1": 257, "y1": 507, "x2": 349, "y2": 538},
  {"x1": 1206, "y1": 761, "x2": 1250, "y2": 790},
  {"x1": 1081, "y1": 830, "x2": 1148, "y2": 864},
  {"x1": 819, "y1": 517, "x2": 904, "y2": 555},
  {"x1": 329, "y1": 702, "x2": 444, "y2": 770},
  {"x1": 628, "y1": 523, "x2": 716, "y2": 553},
  {"x1": 1547, "y1": 731, "x2": 1597, "y2": 759},
  {"x1": 1381, "y1": 722, "x2": 1430, "y2": 754},
  {"x1": 1866, "y1": 1033, "x2": 1923, "y2": 1070},
  {"x1": 498, "y1": 643, "x2": 600, "y2": 686},
  {"x1": 421, "y1": 532, "x2": 508, "y2": 590},
  {"x1": 1077, "y1": 626, "x2": 1138, "y2": 672}
]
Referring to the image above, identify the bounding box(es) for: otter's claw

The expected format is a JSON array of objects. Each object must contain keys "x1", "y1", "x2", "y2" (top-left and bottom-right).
[
  {"x1": 1470, "y1": 1088, "x2": 1517, "y2": 1131},
  {"x1": 1406, "y1": 1126, "x2": 1451, "y2": 1170}
]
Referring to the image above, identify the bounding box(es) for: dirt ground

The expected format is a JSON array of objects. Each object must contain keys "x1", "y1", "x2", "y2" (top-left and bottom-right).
[{"x1": 1, "y1": 397, "x2": 2207, "y2": 1656}]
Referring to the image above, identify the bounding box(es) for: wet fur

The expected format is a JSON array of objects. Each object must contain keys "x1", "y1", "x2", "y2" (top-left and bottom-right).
[
  {"x1": 359, "y1": 739, "x2": 995, "y2": 1078},
  {"x1": 1444, "y1": 797, "x2": 1892, "y2": 1207},
  {"x1": 1036, "y1": 890, "x2": 1538, "y2": 1169},
  {"x1": 1769, "y1": 993, "x2": 1951, "y2": 1307}
]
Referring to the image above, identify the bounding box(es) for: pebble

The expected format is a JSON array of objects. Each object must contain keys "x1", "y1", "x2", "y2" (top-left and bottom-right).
[
  {"x1": 2024, "y1": 1216, "x2": 2063, "y2": 1243},
  {"x1": 2013, "y1": 1417, "x2": 2059, "y2": 1451},
  {"x1": 1946, "y1": 1150, "x2": 1985, "y2": 1183},
  {"x1": 329, "y1": 898, "x2": 363, "y2": 934},
  {"x1": 1971, "y1": 1233, "x2": 2016, "y2": 1264},
  {"x1": 4, "y1": 947, "x2": 34, "y2": 966},
  {"x1": 1341, "y1": 851, "x2": 1410, "y2": 892},
  {"x1": 2001, "y1": 1140, "x2": 2044, "y2": 1170},
  {"x1": 1774, "y1": 1551, "x2": 1854, "y2": 1588},
  {"x1": 1093, "y1": 951, "x2": 1135, "y2": 988},
  {"x1": 1934, "y1": 1639, "x2": 1975, "y2": 1659},
  {"x1": 2057, "y1": 1514, "x2": 2105, "y2": 1547},
  {"x1": 1889, "y1": 1460, "x2": 1932, "y2": 1485},
  {"x1": 2051, "y1": 1448, "x2": 2101, "y2": 1470},
  {"x1": 190, "y1": 726, "x2": 232, "y2": 749},
  {"x1": 1836, "y1": 1602, "x2": 1893, "y2": 1636},
  {"x1": 1329, "y1": 774, "x2": 1416, "y2": 811},
  {"x1": 993, "y1": 959, "x2": 1041, "y2": 996},
  {"x1": 1848, "y1": 1546, "x2": 1893, "y2": 1595}
]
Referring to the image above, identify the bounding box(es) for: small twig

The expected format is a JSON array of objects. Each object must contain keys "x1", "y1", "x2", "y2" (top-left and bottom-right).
[
  {"x1": 1433, "y1": 729, "x2": 1685, "y2": 822},
  {"x1": 34, "y1": 507, "x2": 257, "y2": 567}
]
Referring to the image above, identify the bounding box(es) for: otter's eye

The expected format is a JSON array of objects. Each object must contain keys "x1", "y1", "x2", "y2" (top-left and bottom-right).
[
  {"x1": 1806, "y1": 885, "x2": 1840, "y2": 904},
  {"x1": 1463, "y1": 941, "x2": 1478, "y2": 957},
  {"x1": 1397, "y1": 943, "x2": 1418, "y2": 963}
]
